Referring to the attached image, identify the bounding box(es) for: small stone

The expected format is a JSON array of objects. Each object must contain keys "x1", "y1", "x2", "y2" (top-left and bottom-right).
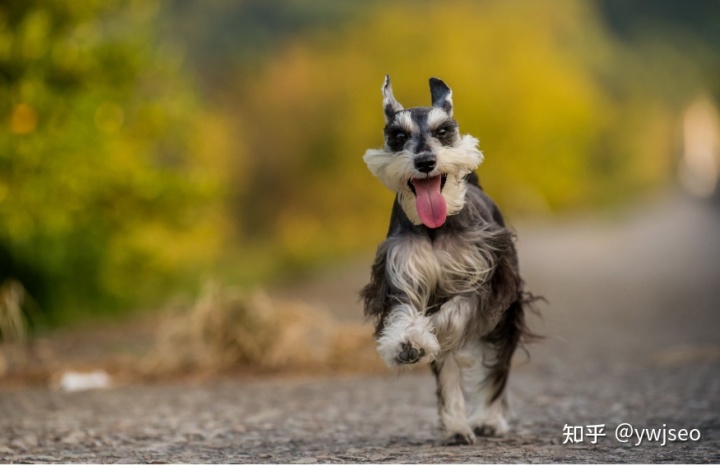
[
  {"x1": 294, "y1": 457, "x2": 318, "y2": 464},
  {"x1": 27, "y1": 455, "x2": 60, "y2": 462},
  {"x1": 22, "y1": 434, "x2": 39, "y2": 447},
  {"x1": 60, "y1": 431, "x2": 86, "y2": 444},
  {"x1": 10, "y1": 440, "x2": 27, "y2": 451}
]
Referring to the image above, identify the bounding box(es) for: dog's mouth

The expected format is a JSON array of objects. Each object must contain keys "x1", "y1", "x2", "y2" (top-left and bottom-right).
[
  {"x1": 407, "y1": 174, "x2": 447, "y2": 195},
  {"x1": 407, "y1": 174, "x2": 448, "y2": 229}
]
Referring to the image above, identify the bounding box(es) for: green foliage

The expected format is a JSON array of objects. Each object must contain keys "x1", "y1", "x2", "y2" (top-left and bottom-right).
[
  {"x1": 228, "y1": 0, "x2": 705, "y2": 267},
  {"x1": 0, "y1": 0, "x2": 230, "y2": 321},
  {"x1": 1, "y1": 0, "x2": 717, "y2": 323},
  {"x1": 163, "y1": 0, "x2": 378, "y2": 74}
]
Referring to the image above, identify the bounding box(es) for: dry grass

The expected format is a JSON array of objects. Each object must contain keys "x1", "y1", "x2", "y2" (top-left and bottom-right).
[
  {"x1": 1, "y1": 281, "x2": 387, "y2": 386},
  {"x1": 145, "y1": 282, "x2": 384, "y2": 376},
  {"x1": 0, "y1": 280, "x2": 29, "y2": 376}
]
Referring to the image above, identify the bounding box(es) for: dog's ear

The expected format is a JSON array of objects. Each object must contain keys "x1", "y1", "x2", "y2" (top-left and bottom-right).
[
  {"x1": 382, "y1": 75, "x2": 403, "y2": 123},
  {"x1": 429, "y1": 77, "x2": 453, "y2": 116}
]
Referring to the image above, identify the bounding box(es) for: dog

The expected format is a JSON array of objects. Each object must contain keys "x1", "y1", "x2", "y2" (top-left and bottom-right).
[{"x1": 361, "y1": 76, "x2": 537, "y2": 445}]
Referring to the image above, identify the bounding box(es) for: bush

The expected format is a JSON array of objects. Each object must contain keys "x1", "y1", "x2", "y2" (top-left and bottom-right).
[{"x1": 0, "y1": 0, "x2": 229, "y2": 321}]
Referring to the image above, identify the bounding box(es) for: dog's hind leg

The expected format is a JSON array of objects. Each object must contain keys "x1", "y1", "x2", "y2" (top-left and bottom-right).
[
  {"x1": 431, "y1": 355, "x2": 476, "y2": 445},
  {"x1": 457, "y1": 339, "x2": 510, "y2": 437},
  {"x1": 461, "y1": 297, "x2": 527, "y2": 436}
]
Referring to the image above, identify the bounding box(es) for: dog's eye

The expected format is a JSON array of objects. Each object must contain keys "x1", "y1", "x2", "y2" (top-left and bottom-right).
[
  {"x1": 393, "y1": 131, "x2": 407, "y2": 141},
  {"x1": 385, "y1": 127, "x2": 409, "y2": 151},
  {"x1": 388, "y1": 130, "x2": 407, "y2": 147},
  {"x1": 434, "y1": 127, "x2": 451, "y2": 138},
  {"x1": 433, "y1": 124, "x2": 458, "y2": 145}
]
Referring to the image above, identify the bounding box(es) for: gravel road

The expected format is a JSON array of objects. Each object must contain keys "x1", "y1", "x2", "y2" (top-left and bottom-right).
[{"x1": 1, "y1": 192, "x2": 719, "y2": 463}]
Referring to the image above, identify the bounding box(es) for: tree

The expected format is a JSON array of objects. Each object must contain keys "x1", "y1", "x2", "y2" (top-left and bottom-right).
[{"x1": 0, "y1": 0, "x2": 229, "y2": 322}]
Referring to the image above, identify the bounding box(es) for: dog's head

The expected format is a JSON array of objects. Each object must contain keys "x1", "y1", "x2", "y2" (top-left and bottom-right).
[{"x1": 363, "y1": 76, "x2": 483, "y2": 228}]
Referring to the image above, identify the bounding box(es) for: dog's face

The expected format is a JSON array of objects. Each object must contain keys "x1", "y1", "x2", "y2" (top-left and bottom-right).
[{"x1": 363, "y1": 76, "x2": 483, "y2": 228}]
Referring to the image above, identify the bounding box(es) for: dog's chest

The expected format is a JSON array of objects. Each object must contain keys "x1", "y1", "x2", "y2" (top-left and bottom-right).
[{"x1": 385, "y1": 233, "x2": 493, "y2": 306}]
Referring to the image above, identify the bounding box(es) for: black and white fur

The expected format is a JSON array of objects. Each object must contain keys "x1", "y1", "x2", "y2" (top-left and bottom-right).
[{"x1": 361, "y1": 76, "x2": 536, "y2": 445}]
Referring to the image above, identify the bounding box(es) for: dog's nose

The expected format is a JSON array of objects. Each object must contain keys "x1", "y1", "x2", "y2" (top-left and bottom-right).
[{"x1": 414, "y1": 155, "x2": 436, "y2": 173}]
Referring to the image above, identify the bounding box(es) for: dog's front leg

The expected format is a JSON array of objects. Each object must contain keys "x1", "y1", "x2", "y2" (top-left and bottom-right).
[
  {"x1": 431, "y1": 295, "x2": 476, "y2": 351},
  {"x1": 376, "y1": 303, "x2": 440, "y2": 369}
]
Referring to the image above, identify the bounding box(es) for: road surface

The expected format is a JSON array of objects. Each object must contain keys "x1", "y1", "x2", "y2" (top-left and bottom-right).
[{"x1": 1, "y1": 192, "x2": 719, "y2": 463}]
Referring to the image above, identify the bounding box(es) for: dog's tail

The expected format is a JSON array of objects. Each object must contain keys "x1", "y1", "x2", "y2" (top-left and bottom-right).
[{"x1": 482, "y1": 291, "x2": 544, "y2": 402}]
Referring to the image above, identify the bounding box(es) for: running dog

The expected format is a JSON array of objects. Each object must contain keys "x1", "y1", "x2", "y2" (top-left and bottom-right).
[{"x1": 361, "y1": 76, "x2": 537, "y2": 445}]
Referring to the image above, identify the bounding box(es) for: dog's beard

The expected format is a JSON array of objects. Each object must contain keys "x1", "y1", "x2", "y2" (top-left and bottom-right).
[{"x1": 363, "y1": 134, "x2": 483, "y2": 227}]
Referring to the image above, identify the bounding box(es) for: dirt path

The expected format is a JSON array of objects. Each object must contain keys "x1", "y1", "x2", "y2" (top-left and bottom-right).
[{"x1": 1, "y1": 192, "x2": 719, "y2": 463}]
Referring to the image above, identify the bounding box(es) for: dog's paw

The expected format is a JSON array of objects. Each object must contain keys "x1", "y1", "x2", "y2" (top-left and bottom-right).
[
  {"x1": 392, "y1": 329, "x2": 439, "y2": 366},
  {"x1": 395, "y1": 341, "x2": 425, "y2": 364},
  {"x1": 380, "y1": 335, "x2": 438, "y2": 368},
  {"x1": 473, "y1": 424, "x2": 499, "y2": 437},
  {"x1": 472, "y1": 417, "x2": 509, "y2": 437},
  {"x1": 445, "y1": 429, "x2": 476, "y2": 446},
  {"x1": 377, "y1": 308, "x2": 440, "y2": 368}
]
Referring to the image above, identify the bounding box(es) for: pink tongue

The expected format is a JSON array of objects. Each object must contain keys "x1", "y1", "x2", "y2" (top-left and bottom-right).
[{"x1": 412, "y1": 176, "x2": 447, "y2": 228}]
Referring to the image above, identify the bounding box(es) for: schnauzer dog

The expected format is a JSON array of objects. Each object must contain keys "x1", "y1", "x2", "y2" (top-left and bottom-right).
[{"x1": 361, "y1": 76, "x2": 537, "y2": 445}]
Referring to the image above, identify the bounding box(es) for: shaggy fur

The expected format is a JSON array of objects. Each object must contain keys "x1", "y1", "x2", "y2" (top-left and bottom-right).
[{"x1": 360, "y1": 76, "x2": 538, "y2": 445}]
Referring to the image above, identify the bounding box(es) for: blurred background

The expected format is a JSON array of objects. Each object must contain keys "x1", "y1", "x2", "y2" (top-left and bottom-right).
[{"x1": 1, "y1": 0, "x2": 719, "y2": 380}]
